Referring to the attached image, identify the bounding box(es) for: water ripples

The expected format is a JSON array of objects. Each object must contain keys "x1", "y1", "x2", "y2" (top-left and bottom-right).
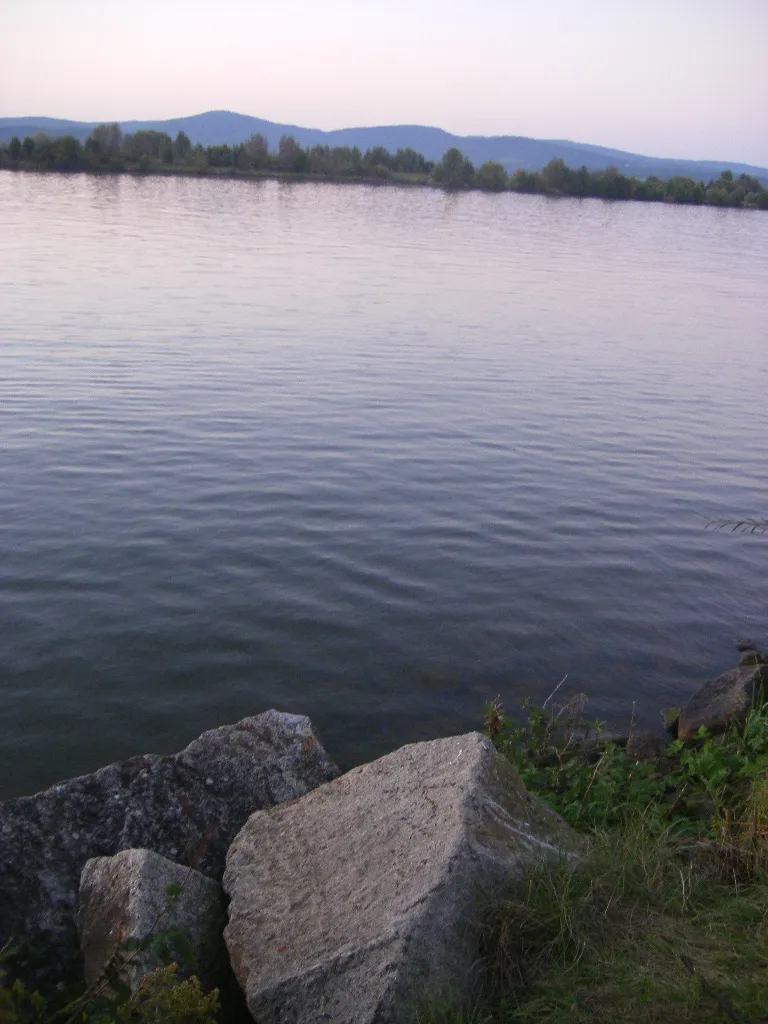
[{"x1": 1, "y1": 173, "x2": 766, "y2": 795}]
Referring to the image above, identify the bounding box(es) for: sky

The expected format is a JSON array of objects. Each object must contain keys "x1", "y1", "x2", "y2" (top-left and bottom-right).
[{"x1": 1, "y1": 0, "x2": 767, "y2": 165}]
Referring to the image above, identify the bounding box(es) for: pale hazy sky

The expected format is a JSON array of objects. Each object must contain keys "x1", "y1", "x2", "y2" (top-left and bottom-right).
[{"x1": 2, "y1": 0, "x2": 767, "y2": 164}]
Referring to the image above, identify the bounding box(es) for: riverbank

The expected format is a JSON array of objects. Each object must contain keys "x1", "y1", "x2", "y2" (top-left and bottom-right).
[
  {"x1": 431, "y1": 656, "x2": 768, "y2": 1023},
  {"x1": 2, "y1": 125, "x2": 767, "y2": 209},
  {"x1": 1, "y1": 646, "x2": 766, "y2": 1022}
]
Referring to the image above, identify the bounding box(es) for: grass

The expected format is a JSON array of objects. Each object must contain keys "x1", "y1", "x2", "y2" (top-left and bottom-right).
[{"x1": 417, "y1": 694, "x2": 768, "y2": 1023}]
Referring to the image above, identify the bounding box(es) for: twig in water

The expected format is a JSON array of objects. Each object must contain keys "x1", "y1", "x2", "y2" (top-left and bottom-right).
[
  {"x1": 705, "y1": 517, "x2": 768, "y2": 534},
  {"x1": 543, "y1": 674, "x2": 568, "y2": 709}
]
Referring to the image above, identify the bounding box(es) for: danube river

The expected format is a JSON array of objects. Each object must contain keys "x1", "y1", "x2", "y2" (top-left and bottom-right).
[{"x1": 1, "y1": 172, "x2": 766, "y2": 797}]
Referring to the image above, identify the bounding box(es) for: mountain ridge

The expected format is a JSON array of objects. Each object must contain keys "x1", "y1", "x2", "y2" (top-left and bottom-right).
[{"x1": 2, "y1": 110, "x2": 766, "y2": 183}]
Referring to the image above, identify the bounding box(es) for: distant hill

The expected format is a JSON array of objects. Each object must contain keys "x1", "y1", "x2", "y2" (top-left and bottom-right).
[{"x1": 2, "y1": 111, "x2": 766, "y2": 184}]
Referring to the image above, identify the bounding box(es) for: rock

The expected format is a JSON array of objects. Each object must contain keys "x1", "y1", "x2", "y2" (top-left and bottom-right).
[
  {"x1": 661, "y1": 707, "x2": 681, "y2": 734},
  {"x1": 77, "y1": 848, "x2": 225, "y2": 994},
  {"x1": 572, "y1": 730, "x2": 626, "y2": 761},
  {"x1": 223, "y1": 732, "x2": 580, "y2": 1024},
  {"x1": 734, "y1": 638, "x2": 758, "y2": 653},
  {"x1": 739, "y1": 650, "x2": 768, "y2": 667},
  {"x1": 677, "y1": 666, "x2": 768, "y2": 740},
  {"x1": 562, "y1": 724, "x2": 625, "y2": 747},
  {"x1": 0, "y1": 711, "x2": 339, "y2": 990},
  {"x1": 626, "y1": 729, "x2": 668, "y2": 762}
]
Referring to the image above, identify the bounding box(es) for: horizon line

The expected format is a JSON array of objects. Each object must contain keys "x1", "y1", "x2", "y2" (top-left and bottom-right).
[{"x1": 1, "y1": 109, "x2": 765, "y2": 171}]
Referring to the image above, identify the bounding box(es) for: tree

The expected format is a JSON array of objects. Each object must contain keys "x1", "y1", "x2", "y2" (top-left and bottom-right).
[
  {"x1": 27, "y1": 133, "x2": 55, "y2": 167},
  {"x1": 277, "y1": 134, "x2": 306, "y2": 173},
  {"x1": 121, "y1": 130, "x2": 173, "y2": 163},
  {"x1": 745, "y1": 189, "x2": 768, "y2": 210},
  {"x1": 363, "y1": 145, "x2": 392, "y2": 172},
  {"x1": 190, "y1": 142, "x2": 207, "y2": 170},
  {"x1": 664, "y1": 175, "x2": 703, "y2": 204},
  {"x1": 9, "y1": 136, "x2": 21, "y2": 161},
  {"x1": 566, "y1": 165, "x2": 591, "y2": 196},
  {"x1": 205, "y1": 144, "x2": 233, "y2": 167},
  {"x1": 327, "y1": 145, "x2": 362, "y2": 177},
  {"x1": 392, "y1": 147, "x2": 432, "y2": 174},
  {"x1": 53, "y1": 134, "x2": 83, "y2": 169},
  {"x1": 240, "y1": 133, "x2": 269, "y2": 169},
  {"x1": 173, "y1": 131, "x2": 192, "y2": 162},
  {"x1": 509, "y1": 168, "x2": 541, "y2": 193},
  {"x1": 596, "y1": 166, "x2": 634, "y2": 199},
  {"x1": 306, "y1": 145, "x2": 329, "y2": 175},
  {"x1": 159, "y1": 135, "x2": 173, "y2": 163},
  {"x1": 476, "y1": 160, "x2": 508, "y2": 191},
  {"x1": 21, "y1": 136, "x2": 35, "y2": 160},
  {"x1": 541, "y1": 157, "x2": 570, "y2": 192},
  {"x1": 89, "y1": 122, "x2": 122, "y2": 153},
  {"x1": 636, "y1": 175, "x2": 665, "y2": 201},
  {"x1": 434, "y1": 147, "x2": 474, "y2": 189}
]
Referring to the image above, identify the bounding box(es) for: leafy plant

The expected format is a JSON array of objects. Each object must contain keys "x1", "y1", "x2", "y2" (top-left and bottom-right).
[
  {"x1": 0, "y1": 955, "x2": 219, "y2": 1024},
  {"x1": 419, "y1": 693, "x2": 768, "y2": 1022},
  {"x1": 484, "y1": 693, "x2": 768, "y2": 846},
  {"x1": 0, "y1": 872, "x2": 221, "y2": 1024}
]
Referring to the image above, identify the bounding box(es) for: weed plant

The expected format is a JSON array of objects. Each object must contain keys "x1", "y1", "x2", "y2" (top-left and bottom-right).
[
  {"x1": 0, "y1": 958, "x2": 219, "y2": 1024},
  {"x1": 0, "y1": 881, "x2": 220, "y2": 1024},
  {"x1": 419, "y1": 694, "x2": 768, "y2": 1023}
]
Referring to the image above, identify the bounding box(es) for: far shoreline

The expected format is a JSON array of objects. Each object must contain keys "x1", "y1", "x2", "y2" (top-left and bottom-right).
[
  {"x1": 2, "y1": 124, "x2": 766, "y2": 211},
  {"x1": 4, "y1": 163, "x2": 768, "y2": 214}
]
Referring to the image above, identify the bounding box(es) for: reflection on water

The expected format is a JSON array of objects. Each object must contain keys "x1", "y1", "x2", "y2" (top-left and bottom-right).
[{"x1": 0, "y1": 172, "x2": 766, "y2": 797}]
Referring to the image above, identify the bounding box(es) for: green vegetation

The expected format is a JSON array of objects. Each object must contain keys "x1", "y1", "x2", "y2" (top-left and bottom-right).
[
  {"x1": 0, "y1": 124, "x2": 434, "y2": 186},
  {"x1": 509, "y1": 158, "x2": 767, "y2": 208},
  {"x1": 0, "y1": 958, "x2": 219, "y2": 1023},
  {"x1": 417, "y1": 695, "x2": 768, "y2": 1023},
  {"x1": 0, "y1": 880, "x2": 220, "y2": 1023},
  {"x1": 1, "y1": 124, "x2": 767, "y2": 209}
]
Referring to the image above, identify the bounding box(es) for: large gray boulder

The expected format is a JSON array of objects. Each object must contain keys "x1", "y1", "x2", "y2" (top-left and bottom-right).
[
  {"x1": 223, "y1": 731, "x2": 580, "y2": 1024},
  {"x1": 0, "y1": 711, "x2": 338, "y2": 990},
  {"x1": 677, "y1": 664, "x2": 768, "y2": 740},
  {"x1": 77, "y1": 848, "x2": 225, "y2": 994}
]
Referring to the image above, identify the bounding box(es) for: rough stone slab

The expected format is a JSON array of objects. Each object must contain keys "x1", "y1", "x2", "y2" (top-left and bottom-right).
[
  {"x1": 677, "y1": 665, "x2": 768, "y2": 740},
  {"x1": 77, "y1": 848, "x2": 225, "y2": 993},
  {"x1": 626, "y1": 729, "x2": 668, "y2": 763},
  {"x1": 0, "y1": 711, "x2": 338, "y2": 990},
  {"x1": 223, "y1": 731, "x2": 580, "y2": 1024}
]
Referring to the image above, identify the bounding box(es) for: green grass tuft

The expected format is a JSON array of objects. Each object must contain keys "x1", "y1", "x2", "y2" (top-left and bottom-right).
[{"x1": 418, "y1": 695, "x2": 768, "y2": 1023}]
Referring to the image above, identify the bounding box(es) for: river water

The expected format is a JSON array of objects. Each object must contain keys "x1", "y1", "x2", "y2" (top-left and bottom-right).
[{"x1": 1, "y1": 172, "x2": 766, "y2": 798}]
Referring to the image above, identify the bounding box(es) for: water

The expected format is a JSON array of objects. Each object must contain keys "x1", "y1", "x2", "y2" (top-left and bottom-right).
[{"x1": 1, "y1": 172, "x2": 766, "y2": 799}]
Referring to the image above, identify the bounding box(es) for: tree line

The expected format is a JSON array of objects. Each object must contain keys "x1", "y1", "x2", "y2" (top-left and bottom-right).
[{"x1": 1, "y1": 123, "x2": 766, "y2": 210}]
